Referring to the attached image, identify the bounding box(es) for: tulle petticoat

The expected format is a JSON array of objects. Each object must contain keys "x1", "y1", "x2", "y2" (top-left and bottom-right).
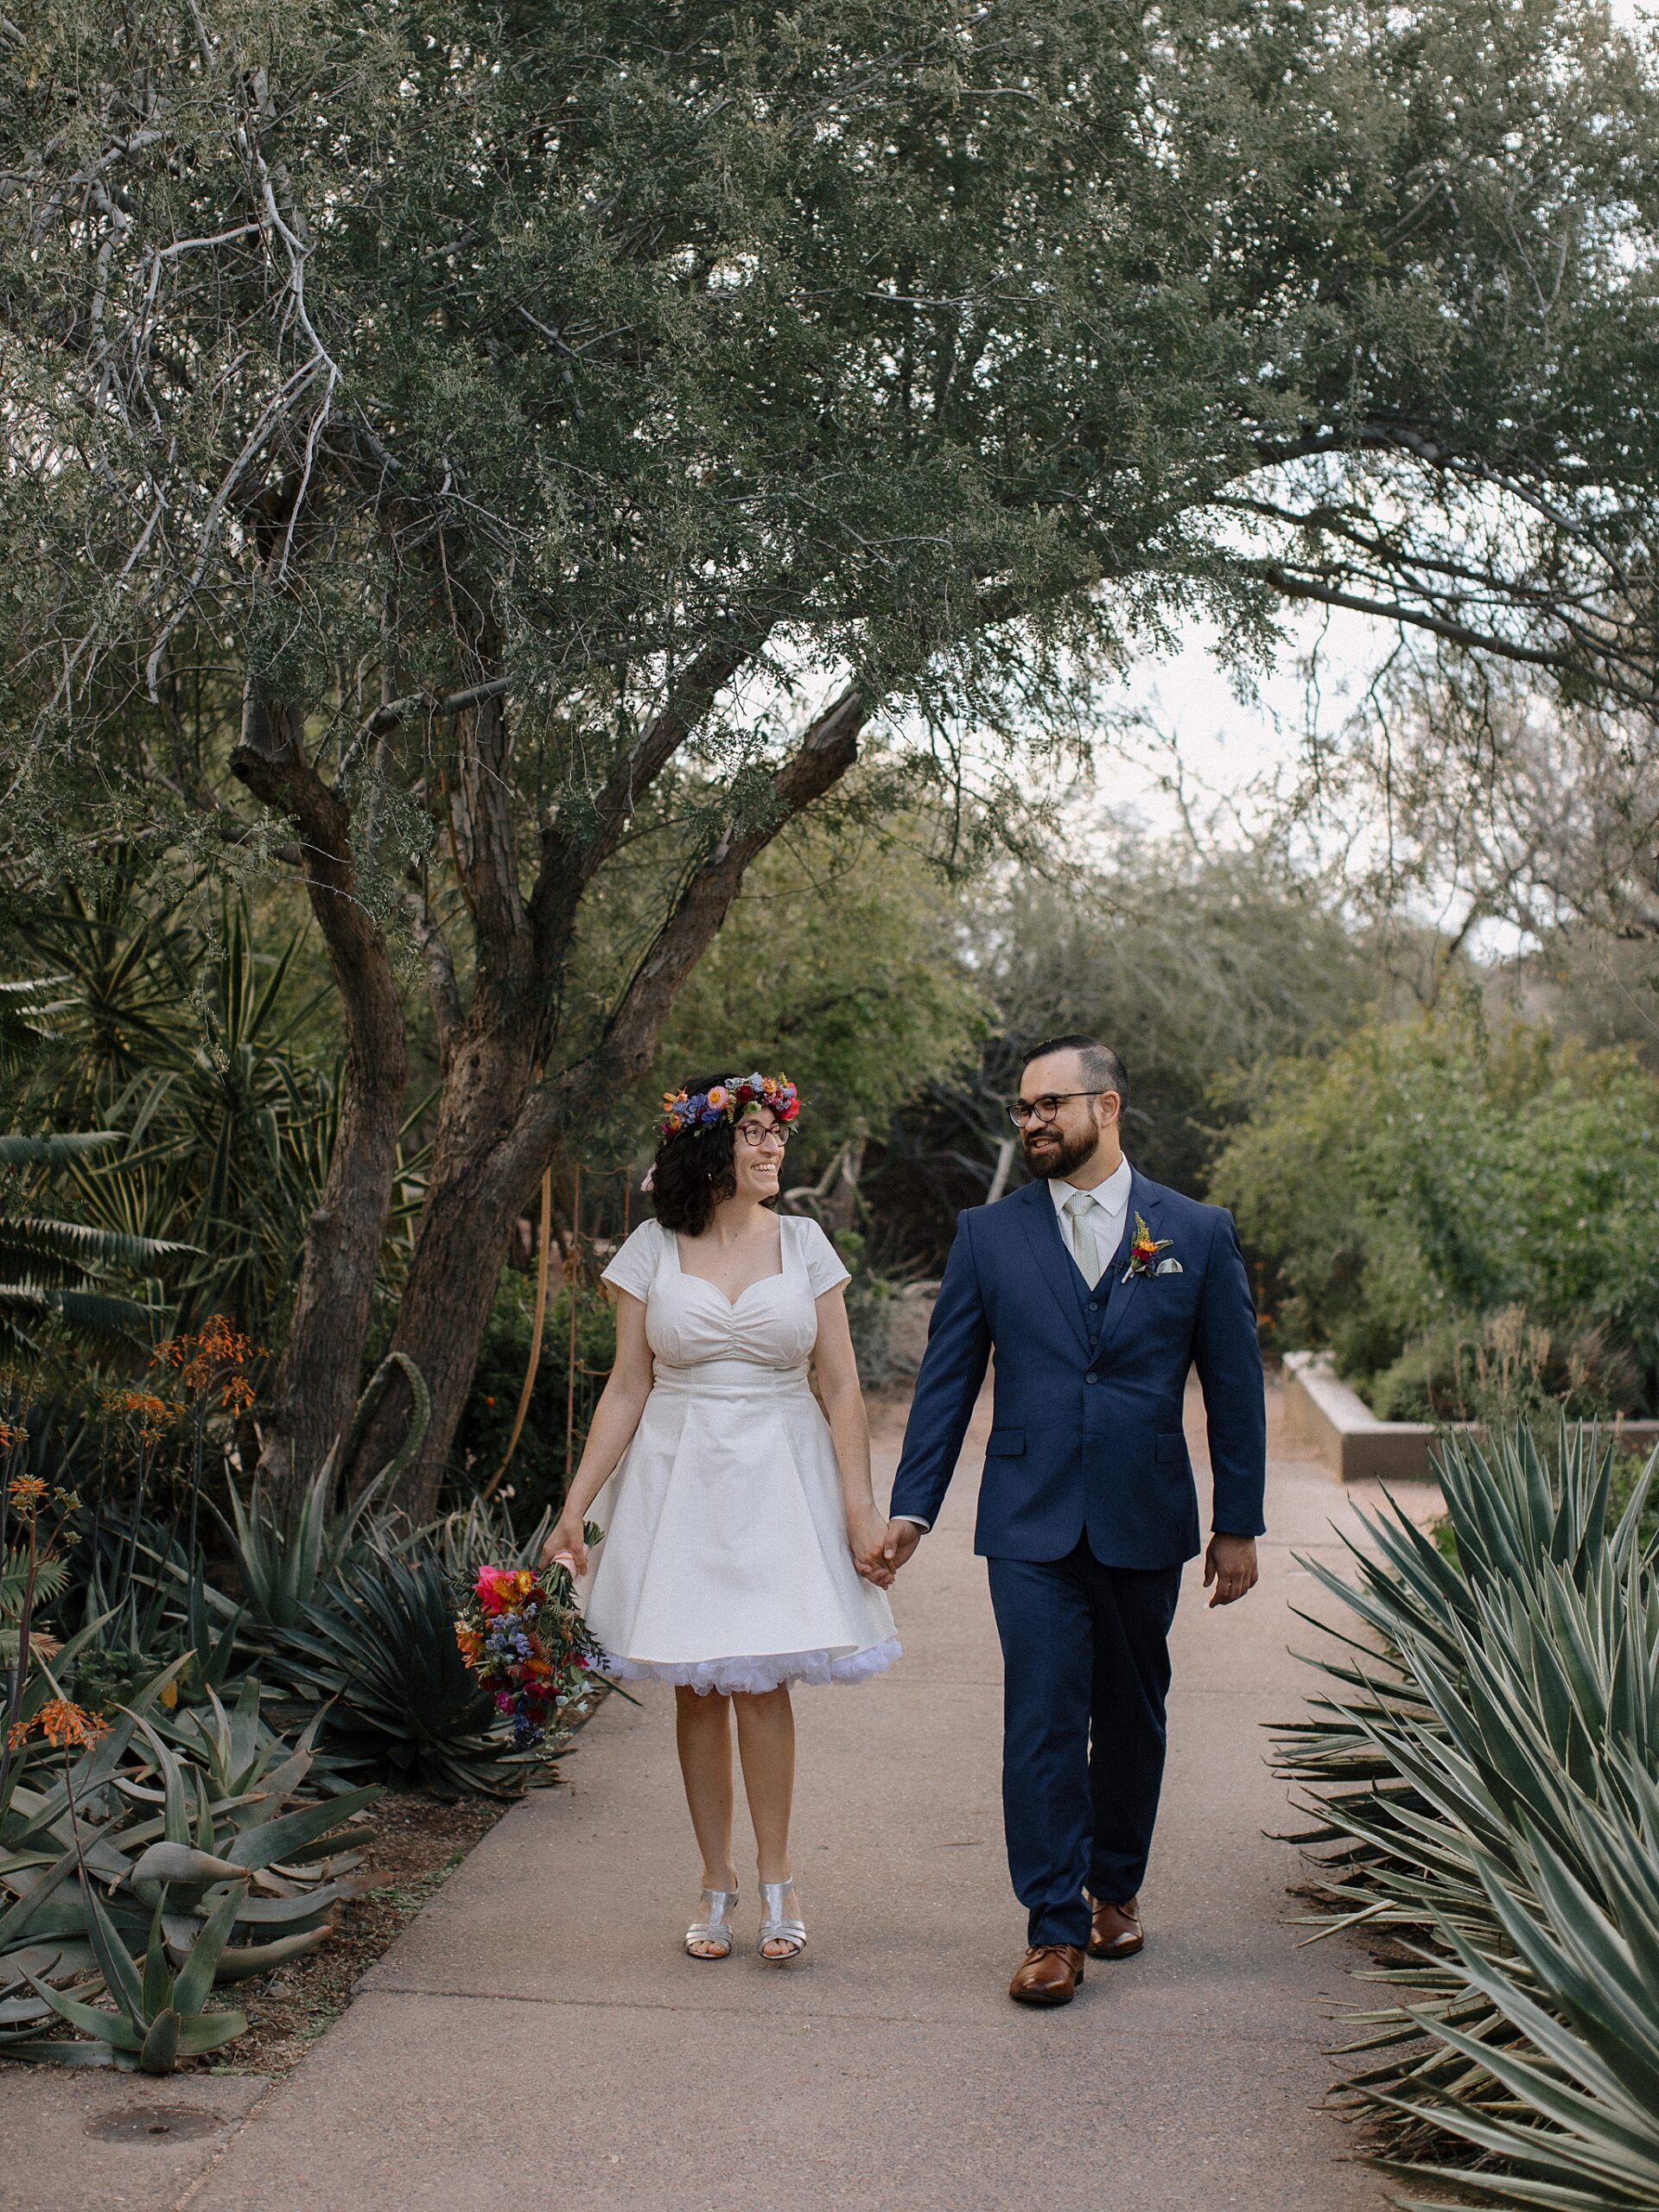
[{"x1": 603, "y1": 1635, "x2": 902, "y2": 1699}]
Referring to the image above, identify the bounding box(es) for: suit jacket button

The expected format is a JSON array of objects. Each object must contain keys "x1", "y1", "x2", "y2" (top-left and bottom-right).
[
  {"x1": 1084, "y1": 1372, "x2": 1098, "y2": 1384},
  {"x1": 1087, "y1": 1301, "x2": 1099, "y2": 1313}
]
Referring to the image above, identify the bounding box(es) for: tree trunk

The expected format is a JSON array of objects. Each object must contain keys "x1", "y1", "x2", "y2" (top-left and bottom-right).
[
  {"x1": 353, "y1": 683, "x2": 872, "y2": 1519},
  {"x1": 232, "y1": 693, "x2": 410, "y2": 1495},
  {"x1": 345, "y1": 1028, "x2": 540, "y2": 1516}
]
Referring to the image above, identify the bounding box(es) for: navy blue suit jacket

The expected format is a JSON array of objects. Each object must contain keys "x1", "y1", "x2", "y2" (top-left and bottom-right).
[{"x1": 889, "y1": 1171, "x2": 1267, "y2": 1568}]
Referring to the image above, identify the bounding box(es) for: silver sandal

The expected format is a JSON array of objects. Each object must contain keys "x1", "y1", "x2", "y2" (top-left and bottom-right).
[
  {"x1": 759, "y1": 1878, "x2": 806, "y2": 1964},
  {"x1": 684, "y1": 1888, "x2": 739, "y2": 1960}
]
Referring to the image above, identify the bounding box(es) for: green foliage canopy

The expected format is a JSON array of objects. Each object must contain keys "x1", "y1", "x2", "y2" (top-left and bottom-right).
[
  {"x1": 1210, "y1": 1000, "x2": 1659, "y2": 1407},
  {"x1": 649, "y1": 816, "x2": 987, "y2": 1166},
  {"x1": 988, "y1": 840, "x2": 1377, "y2": 1192},
  {"x1": 7, "y1": 0, "x2": 1659, "y2": 804}
]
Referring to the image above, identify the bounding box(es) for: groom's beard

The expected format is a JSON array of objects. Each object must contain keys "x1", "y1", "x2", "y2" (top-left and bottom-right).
[{"x1": 1022, "y1": 1125, "x2": 1099, "y2": 1181}]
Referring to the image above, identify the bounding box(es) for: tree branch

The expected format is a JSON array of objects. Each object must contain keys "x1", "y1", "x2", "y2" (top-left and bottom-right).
[
  {"x1": 359, "y1": 674, "x2": 512, "y2": 741},
  {"x1": 1236, "y1": 561, "x2": 1658, "y2": 703},
  {"x1": 401, "y1": 884, "x2": 463, "y2": 1064},
  {"x1": 447, "y1": 677, "x2": 531, "y2": 993},
  {"x1": 503, "y1": 682, "x2": 870, "y2": 1190},
  {"x1": 229, "y1": 687, "x2": 411, "y2": 1487},
  {"x1": 526, "y1": 628, "x2": 770, "y2": 973}
]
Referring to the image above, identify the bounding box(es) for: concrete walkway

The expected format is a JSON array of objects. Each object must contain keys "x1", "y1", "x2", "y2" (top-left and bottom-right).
[{"x1": 180, "y1": 1384, "x2": 1425, "y2": 2212}]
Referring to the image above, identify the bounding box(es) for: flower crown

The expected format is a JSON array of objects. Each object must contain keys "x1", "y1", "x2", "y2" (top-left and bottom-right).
[{"x1": 659, "y1": 1071, "x2": 800, "y2": 1141}]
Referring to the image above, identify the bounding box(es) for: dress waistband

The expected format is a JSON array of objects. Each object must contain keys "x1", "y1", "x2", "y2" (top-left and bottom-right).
[{"x1": 650, "y1": 1359, "x2": 811, "y2": 1398}]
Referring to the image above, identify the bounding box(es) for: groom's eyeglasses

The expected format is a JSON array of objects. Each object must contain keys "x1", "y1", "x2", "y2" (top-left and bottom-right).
[
  {"x1": 1007, "y1": 1091, "x2": 1102, "y2": 1127},
  {"x1": 737, "y1": 1122, "x2": 791, "y2": 1148}
]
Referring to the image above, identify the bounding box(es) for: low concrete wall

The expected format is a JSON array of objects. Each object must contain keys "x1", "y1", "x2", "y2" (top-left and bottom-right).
[{"x1": 1282, "y1": 1350, "x2": 1659, "y2": 1484}]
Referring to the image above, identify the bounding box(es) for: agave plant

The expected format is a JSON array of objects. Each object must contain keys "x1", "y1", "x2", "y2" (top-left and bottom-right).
[
  {"x1": 1276, "y1": 1424, "x2": 1659, "y2": 2210},
  {"x1": 213, "y1": 1449, "x2": 393, "y2": 1635},
  {"x1": 275, "y1": 1549, "x2": 531, "y2": 1798},
  {"x1": 0, "y1": 1657, "x2": 378, "y2": 2069},
  {"x1": 12, "y1": 1869, "x2": 251, "y2": 2071},
  {"x1": 419, "y1": 1490, "x2": 556, "y2": 1583}
]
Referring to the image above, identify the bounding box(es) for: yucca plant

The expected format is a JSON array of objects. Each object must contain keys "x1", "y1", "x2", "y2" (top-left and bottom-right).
[
  {"x1": 1276, "y1": 1424, "x2": 1659, "y2": 2210},
  {"x1": 0, "y1": 1131, "x2": 190, "y2": 1354}
]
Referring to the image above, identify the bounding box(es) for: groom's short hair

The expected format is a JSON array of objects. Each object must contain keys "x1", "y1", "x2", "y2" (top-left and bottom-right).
[{"x1": 1025, "y1": 1034, "x2": 1129, "y2": 1111}]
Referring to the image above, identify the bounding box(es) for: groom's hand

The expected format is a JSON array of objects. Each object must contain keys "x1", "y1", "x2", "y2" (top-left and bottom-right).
[
  {"x1": 881, "y1": 1519, "x2": 925, "y2": 1574},
  {"x1": 1203, "y1": 1532, "x2": 1258, "y2": 1607}
]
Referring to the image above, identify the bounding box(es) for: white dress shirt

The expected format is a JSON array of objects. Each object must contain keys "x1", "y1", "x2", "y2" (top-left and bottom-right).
[{"x1": 892, "y1": 1155, "x2": 1135, "y2": 1533}]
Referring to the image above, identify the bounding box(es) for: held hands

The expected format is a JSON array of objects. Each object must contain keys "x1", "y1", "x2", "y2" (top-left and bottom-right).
[
  {"x1": 849, "y1": 1509, "x2": 923, "y2": 1586},
  {"x1": 848, "y1": 1502, "x2": 897, "y2": 1588},
  {"x1": 539, "y1": 1518, "x2": 589, "y2": 1579},
  {"x1": 880, "y1": 1517, "x2": 924, "y2": 1576},
  {"x1": 1203, "y1": 1532, "x2": 1258, "y2": 1608}
]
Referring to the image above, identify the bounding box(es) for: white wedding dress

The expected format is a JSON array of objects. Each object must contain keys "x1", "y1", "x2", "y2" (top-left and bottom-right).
[{"x1": 581, "y1": 1214, "x2": 900, "y2": 1695}]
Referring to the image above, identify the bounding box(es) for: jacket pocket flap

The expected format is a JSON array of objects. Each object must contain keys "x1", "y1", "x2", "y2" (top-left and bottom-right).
[
  {"x1": 1154, "y1": 1432, "x2": 1187, "y2": 1464},
  {"x1": 985, "y1": 1428, "x2": 1026, "y2": 1458}
]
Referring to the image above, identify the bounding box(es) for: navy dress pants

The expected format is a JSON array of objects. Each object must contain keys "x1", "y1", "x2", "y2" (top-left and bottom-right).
[{"x1": 987, "y1": 1540, "x2": 1183, "y2": 1948}]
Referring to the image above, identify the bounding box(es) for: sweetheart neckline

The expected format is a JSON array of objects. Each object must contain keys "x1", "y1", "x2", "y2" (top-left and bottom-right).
[
  {"x1": 680, "y1": 1269, "x2": 786, "y2": 1310},
  {"x1": 670, "y1": 1230, "x2": 786, "y2": 1311}
]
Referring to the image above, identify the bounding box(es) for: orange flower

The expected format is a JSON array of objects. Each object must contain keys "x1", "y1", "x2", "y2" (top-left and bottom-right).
[
  {"x1": 102, "y1": 1387, "x2": 178, "y2": 1446},
  {"x1": 0, "y1": 1420, "x2": 29, "y2": 1453},
  {"x1": 11, "y1": 1698, "x2": 108, "y2": 1751},
  {"x1": 6, "y1": 1471, "x2": 46, "y2": 1514},
  {"x1": 152, "y1": 1315, "x2": 258, "y2": 1404}
]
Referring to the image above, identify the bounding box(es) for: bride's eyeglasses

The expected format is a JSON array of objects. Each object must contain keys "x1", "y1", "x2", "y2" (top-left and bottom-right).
[{"x1": 737, "y1": 1121, "x2": 792, "y2": 1149}]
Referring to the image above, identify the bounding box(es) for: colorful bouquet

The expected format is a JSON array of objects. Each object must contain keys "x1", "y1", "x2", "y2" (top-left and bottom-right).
[{"x1": 454, "y1": 1559, "x2": 607, "y2": 1751}]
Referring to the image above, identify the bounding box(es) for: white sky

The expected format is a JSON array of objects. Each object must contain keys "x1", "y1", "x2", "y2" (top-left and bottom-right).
[{"x1": 1086, "y1": 607, "x2": 1383, "y2": 847}]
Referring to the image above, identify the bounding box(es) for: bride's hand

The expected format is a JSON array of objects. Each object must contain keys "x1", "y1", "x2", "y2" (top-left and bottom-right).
[
  {"x1": 848, "y1": 1503, "x2": 894, "y2": 1588},
  {"x1": 539, "y1": 1517, "x2": 588, "y2": 1579}
]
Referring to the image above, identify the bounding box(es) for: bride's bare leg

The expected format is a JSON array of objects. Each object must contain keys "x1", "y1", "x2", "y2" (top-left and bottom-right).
[
  {"x1": 733, "y1": 1686, "x2": 796, "y2": 1898},
  {"x1": 676, "y1": 1686, "x2": 738, "y2": 1948}
]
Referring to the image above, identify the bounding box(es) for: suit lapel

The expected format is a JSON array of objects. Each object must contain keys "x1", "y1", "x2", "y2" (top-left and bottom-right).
[
  {"x1": 1014, "y1": 1181, "x2": 1092, "y2": 1359},
  {"x1": 1096, "y1": 1173, "x2": 1163, "y2": 1356}
]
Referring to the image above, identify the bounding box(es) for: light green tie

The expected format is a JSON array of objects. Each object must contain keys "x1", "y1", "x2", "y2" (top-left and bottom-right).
[{"x1": 1063, "y1": 1188, "x2": 1101, "y2": 1283}]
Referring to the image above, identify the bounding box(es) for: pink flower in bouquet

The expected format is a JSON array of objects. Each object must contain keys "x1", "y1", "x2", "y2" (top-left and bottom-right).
[{"x1": 474, "y1": 1563, "x2": 518, "y2": 1616}]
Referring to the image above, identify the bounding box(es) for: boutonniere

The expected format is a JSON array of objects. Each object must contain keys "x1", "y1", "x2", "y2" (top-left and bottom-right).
[{"x1": 1123, "y1": 1212, "x2": 1180, "y2": 1282}]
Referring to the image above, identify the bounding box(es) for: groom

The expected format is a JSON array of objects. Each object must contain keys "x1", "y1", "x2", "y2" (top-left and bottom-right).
[{"x1": 880, "y1": 1036, "x2": 1266, "y2": 2005}]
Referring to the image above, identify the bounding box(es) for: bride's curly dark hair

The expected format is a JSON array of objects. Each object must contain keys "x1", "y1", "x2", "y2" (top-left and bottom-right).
[{"x1": 649, "y1": 1070, "x2": 781, "y2": 1237}]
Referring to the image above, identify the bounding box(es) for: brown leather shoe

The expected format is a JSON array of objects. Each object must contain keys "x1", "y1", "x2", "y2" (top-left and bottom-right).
[
  {"x1": 1008, "y1": 1943, "x2": 1085, "y2": 2005},
  {"x1": 1087, "y1": 1895, "x2": 1144, "y2": 1961}
]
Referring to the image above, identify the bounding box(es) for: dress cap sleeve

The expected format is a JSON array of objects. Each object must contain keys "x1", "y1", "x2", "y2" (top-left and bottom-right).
[
  {"x1": 797, "y1": 1217, "x2": 852, "y2": 1298},
  {"x1": 601, "y1": 1218, "x2": 662, "y2": 1301}
]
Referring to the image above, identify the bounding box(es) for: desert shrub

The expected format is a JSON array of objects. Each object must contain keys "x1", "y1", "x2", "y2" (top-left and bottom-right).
[
  {"x1": 1369, "y1": 1306, "x2": 1644, "y2": 1422},
  {"x1": 1211, "y1": 999, "x2": 1659, "y2": 1412}
]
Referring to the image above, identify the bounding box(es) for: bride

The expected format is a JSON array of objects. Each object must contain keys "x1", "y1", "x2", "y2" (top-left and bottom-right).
[{"x1": 541, "y1": 1071, "x2": 899, "y2": 1965}]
